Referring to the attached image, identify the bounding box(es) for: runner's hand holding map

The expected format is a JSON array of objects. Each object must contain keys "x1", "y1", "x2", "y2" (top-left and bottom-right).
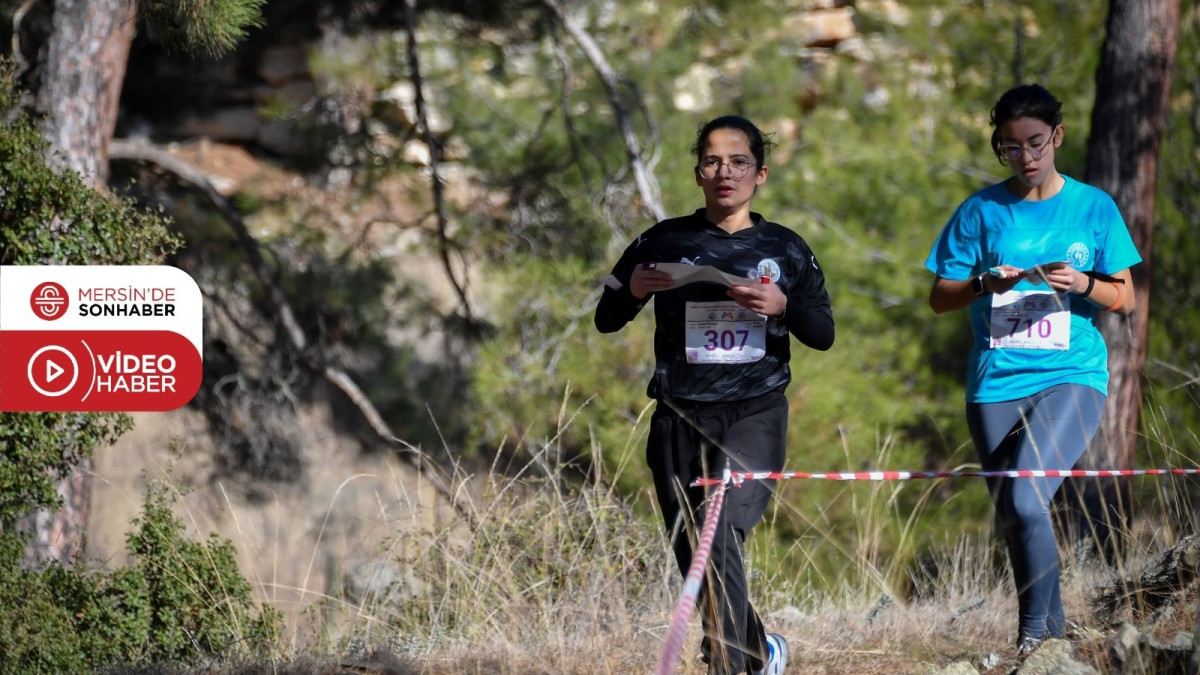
[
  {"x1": 988, "y1": 261, "x2": 1069, "y2": 281},
  {"x1": 647, "y1": 263, "x2": 760, "y2": 290}
]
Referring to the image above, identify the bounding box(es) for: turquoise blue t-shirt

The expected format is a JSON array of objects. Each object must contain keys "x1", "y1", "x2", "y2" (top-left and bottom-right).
[{"x1": 924, "y1": 175, "x2": 1142, "y2": 402}]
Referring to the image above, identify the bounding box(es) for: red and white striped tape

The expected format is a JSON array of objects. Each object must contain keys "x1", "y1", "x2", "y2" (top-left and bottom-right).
[
  {"x1": 659, "y1": 465, "x2": 1199, "y2": 669},
  {"x1": 692, "y1": 467, "x2": 1200, "y2": 486},
  {"x1": 656, "y1": 477, "x2": 727, "y2": 675}
]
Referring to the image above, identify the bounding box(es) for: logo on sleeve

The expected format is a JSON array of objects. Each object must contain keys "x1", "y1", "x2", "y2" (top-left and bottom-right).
[{"x1": 1067, "y1": 243, "x2": 1090, "y2": 268}]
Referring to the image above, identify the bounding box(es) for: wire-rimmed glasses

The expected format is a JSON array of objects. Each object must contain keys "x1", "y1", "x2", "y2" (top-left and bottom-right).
[
  {"x1": 997, "y1": 128, "x2": 1057, "y2": 162},
  {"x1": 697, "y1": 157, "x2": 757, "y2": 180}
]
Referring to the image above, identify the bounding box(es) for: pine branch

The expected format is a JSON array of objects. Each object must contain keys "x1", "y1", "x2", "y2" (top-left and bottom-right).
[
  {"x1": 539, "y1": 0, "x2": 666, "y2": 223},
  {"x1": 402, "y1": 0, "x2": 476, "y2": 325},
  {"x1": 137, "y1": 0, "x2": 266, "y2": 57},
  {"x1": 108, "y1": 138, "x2": 476, "y2": 526}
]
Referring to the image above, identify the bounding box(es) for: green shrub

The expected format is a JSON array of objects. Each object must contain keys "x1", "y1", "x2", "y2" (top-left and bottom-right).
[
  {"x1": 0, "y1": 57, "x2": 278, "y2": 672},
  {"x1": 127, "y1": 486, "x2": 282, "y2": 663},
  {"x1": 0, "y1": 487, "x2": 281, "y2": 673}
]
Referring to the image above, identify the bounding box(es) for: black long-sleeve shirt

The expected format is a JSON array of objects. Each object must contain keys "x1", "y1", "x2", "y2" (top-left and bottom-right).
[{"x1": 595, "y1": 209, "x2": 834, "y2": 403}]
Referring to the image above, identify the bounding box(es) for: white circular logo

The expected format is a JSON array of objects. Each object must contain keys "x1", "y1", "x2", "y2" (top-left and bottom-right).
[
  {"x1": 27, "y1": 345, "x2": 80, "y2": 397},
  {"x1": 31, "y1": 281, "x2": 69, "y2": 320},
  {"x1": 1067, "y1": 243, "x2": 1090, "y2": 267},
  {"x1": 755, "y1": 259, "x2": 781, "y2": 282}
]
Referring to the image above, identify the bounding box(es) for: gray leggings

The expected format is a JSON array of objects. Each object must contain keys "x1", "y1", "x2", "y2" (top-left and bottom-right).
[{"x1": 966, "y1": 383, "x2": 1106, "y2": 639}]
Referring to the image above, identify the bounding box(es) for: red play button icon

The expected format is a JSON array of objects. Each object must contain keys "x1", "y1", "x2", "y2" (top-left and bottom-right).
[{"x1": 26, "y1": 345, "x2": 80, "y2": 397}]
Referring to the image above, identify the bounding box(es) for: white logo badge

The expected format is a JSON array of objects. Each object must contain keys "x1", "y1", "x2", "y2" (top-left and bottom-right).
[
  {"x1": 1067, "y1": 243, "x2": 1090, "y2": 268},
  {"x1": 755, "y1": 259, "x2": 781, "y2": 282}
]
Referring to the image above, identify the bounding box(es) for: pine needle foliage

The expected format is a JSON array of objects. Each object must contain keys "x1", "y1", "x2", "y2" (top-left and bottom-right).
[{"x1": 138, "y1": 0, "x2": 266, "y2": 57}]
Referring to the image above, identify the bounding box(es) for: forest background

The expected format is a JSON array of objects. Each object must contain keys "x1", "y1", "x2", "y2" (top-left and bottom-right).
[{"x1": 1, "y1": 0, "x2": 1198, "y2": 672}]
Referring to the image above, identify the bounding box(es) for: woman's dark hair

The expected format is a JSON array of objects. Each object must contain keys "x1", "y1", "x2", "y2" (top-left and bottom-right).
[
  {"x1": 989, "y1": 84, "x2": 1063, "y2": 157},
  {"x1": 692, "y1": 115, "x2": 775, "y2": 168}
]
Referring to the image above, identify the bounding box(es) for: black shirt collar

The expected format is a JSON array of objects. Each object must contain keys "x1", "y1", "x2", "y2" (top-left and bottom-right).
[{"x1": 689, "y1": 209, "x2": 765, "y2": 235}]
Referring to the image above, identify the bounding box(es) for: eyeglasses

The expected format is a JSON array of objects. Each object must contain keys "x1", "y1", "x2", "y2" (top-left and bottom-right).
[
  {"x1": 697, "y1": 157, "x2": 757, "y2": 180},
  {"x1": 997, "y1": 129, "x2": 1057, "y2": 162}
]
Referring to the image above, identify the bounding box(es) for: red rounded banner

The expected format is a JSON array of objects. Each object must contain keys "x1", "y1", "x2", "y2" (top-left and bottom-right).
[{"x1": 0, "y1": 330, "x2": 202, "y2": 411}]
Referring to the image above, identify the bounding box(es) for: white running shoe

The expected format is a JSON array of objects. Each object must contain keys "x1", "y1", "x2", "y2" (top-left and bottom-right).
[
  {"x1": 1016, "y1": 634, "x2": 1044, "y2": 657},
  {"x1": 754, "y1": 633, "x2": 788, "y2": 675}
]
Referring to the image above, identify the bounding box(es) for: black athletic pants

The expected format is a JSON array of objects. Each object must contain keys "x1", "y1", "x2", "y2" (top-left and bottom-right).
[{"x1": 647, "y1": 391, "x2": 787, "y2": 675}]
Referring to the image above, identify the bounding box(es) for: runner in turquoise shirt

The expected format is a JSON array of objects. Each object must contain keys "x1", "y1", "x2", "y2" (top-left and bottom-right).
[
  {"x1": 926, "y1": 174, "x2": 1141, "y2": 402},
  {"x1": 925, "y1": 84, "x2": 1140, "y2": 658}
]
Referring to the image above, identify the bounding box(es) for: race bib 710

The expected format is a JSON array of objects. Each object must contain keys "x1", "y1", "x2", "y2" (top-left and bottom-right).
[{"x1": 989, "y1": 290, "x2": 1070, "y2": 350}]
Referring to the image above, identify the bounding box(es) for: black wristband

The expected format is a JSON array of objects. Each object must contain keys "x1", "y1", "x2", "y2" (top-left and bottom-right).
[
  {"x1": 1081, "y1": 274, "x2": 1096, "y2": 298},
  {"x1": 971, "y1": 274, "x2": 989, "y2": 296}
]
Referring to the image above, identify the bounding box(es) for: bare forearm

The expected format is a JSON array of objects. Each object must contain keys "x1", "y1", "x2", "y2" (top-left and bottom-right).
[
  {"x1": 929, "y1": 277, "x2": 980, "y2": 314},
  {"x1": 1076, "y1": 271, "x2": 1135, "y2": 315}
]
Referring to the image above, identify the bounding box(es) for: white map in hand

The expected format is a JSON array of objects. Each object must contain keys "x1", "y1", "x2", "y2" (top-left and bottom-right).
[
  {"x1": 650, "y1": 263, "x2": 756, "y2": 290},
  {"x1": 1022, "y1": 260, "x2": 1071, "y2": 282}
]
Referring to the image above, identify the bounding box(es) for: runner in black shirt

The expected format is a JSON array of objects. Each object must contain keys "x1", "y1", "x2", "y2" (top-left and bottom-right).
[{"x1": 595, "y1": 116, "x2": 833, "y2": 675}]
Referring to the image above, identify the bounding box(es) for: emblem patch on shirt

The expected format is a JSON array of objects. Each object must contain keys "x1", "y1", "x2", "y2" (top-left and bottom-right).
[
  {"x1": 1067, "y1": 243, "x2": 1090, "y2": 268},
  {"x1": 755, "y1": 259, "x2": 781, "y2": 282}
]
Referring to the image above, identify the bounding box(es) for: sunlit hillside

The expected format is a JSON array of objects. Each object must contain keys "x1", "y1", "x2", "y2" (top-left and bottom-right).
[{"x1": 2, "y1": 0, "x2": 1198, "y2": 672}]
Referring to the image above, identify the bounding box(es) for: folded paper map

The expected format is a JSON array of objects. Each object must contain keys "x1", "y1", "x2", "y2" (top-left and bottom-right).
[
  {"x1": 989, "y1": 261, "x2": 1071, "y2": 280},
  {"x1": 648, "y1": 263, "x2": 758, "y2": 290}
]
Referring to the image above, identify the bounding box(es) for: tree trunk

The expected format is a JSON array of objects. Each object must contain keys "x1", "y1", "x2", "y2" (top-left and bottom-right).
[
  {"x1": 20, "y1": 0, "x2": 137, "y2": 567},
  {"x1": 19, "y1": 454, "x2": 92, "y2": 567},
  {"x1": 35, "y1": 0, "x2": 136, "y2": 187},
  {"x1": 1068, "y1": 0, "x2": 1180, "y2": 562}
]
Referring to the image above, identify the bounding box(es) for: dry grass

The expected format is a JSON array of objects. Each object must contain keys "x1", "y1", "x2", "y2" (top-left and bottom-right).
[{"x1": 86, "y1": 403, "x2": 1200, "y2": 674}]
